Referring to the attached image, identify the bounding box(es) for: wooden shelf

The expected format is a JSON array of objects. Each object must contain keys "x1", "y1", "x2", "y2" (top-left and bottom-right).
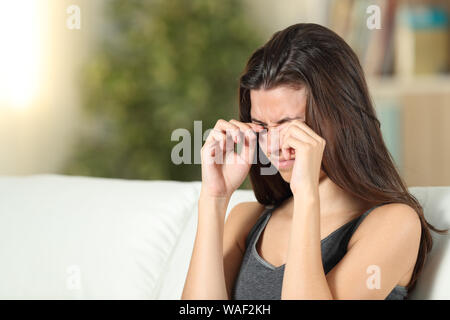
[
  {"x1": 366, "y1": 74, "x2": 450, "y2": 186},
  {"x1": 368, "y1": 75, "x2": 450, "y2": 99}
]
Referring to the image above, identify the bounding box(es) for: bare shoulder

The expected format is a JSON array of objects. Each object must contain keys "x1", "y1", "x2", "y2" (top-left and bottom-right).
[
  {"x1": 224, "y1": 201, "x2": 266, "y2": 253},
  {"x1": 351, "y1": 202, "x2": 422, "y2": 249}
]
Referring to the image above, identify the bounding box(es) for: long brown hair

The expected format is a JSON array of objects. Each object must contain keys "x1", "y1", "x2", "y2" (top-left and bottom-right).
[{"x1": 238, "y1": 23, "x2": 447, "y2": 293}]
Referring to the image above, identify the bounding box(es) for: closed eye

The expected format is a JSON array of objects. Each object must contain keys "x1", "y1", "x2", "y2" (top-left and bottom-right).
[
  {"x1": 251, "y1": 122, "x2": 268, "y2": 130},
  {"x1": 251, "y1": 116, "x2": 303, "y2": 128}
]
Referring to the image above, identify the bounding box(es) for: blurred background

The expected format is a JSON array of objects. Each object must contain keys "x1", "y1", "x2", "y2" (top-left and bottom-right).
[{"x1": 0, "y1": 0, "x2": 449, "y2": 187}]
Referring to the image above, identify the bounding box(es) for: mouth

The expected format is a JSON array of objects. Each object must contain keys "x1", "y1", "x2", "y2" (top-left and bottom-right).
[{"x1": 273, "y1": 157, "x2": 295, "y2": 170}]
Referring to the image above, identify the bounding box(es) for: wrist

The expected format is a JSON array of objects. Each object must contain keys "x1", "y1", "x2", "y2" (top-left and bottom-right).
[
  {"x1": 293, "y1": 189, "x2": 320, "y2": 219},
  {"x1": 292, "y1": 185, "x2": 319, "y2": 203},
  {"x1": 292, "y1": 181, "x2": 318, "y2": 195},
  {"x1": 199, "y1": 190, "x2": 231, "y2": 207},
  {"x1": 200, "y1": 183, "x2": 233, "y2": 200},
  {"x1": 199, "y1": 189, "x2": 231, "y2": 201},
  {"x1": 198, "y1": 192, "x2": 230, "y2": 223}
]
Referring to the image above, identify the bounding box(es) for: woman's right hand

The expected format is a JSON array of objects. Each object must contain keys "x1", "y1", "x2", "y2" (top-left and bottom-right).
[{"x1": 200, "y1": 119, "x2": 263, "y2": 199}]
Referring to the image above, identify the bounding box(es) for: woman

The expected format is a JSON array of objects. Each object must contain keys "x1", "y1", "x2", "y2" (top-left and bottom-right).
[{"x1": 182, "y1": 23, "x2": 445, "y2": 300}]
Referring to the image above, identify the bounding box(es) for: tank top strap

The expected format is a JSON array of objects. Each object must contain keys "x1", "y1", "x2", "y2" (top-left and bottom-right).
[
  {"x1": 348, "y1": 204, "x2": 385, "y2": 238},
  {"x1": 324, "y1": 204, "x2": 386, "y2": 264},
  {"x1": 244, "y1": 204, "x2": 276, "y2": 249}
]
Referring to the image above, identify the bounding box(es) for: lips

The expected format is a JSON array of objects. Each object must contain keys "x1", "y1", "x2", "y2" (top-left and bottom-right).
[
  {"x1": 272, "y1": 157, "x2": 295, "y2": 169},
  {"x1": 278, "y1": 159, "x2": 295, "y2": 169}
]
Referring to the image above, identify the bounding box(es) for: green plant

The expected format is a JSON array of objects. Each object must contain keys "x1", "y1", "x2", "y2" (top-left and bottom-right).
[{"x1": 62, "y1": 0, "x2": 263, "y2": 182}]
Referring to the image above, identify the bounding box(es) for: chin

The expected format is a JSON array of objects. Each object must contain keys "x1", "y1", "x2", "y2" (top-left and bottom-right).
[
  {"x1": 278, "y1": 167, "x2": 293, "y2": 183},
  {"x1": 266, "y1": 157, "x2": 294, "y2": 183}
]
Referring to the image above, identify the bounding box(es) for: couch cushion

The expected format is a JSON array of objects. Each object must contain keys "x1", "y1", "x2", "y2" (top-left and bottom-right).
[
  {"x1": 0, "y1": 175, "x2": 448, "y2": 300},
  {"x1": 154, "y1": 183, "x2": 256, "y2": 299},
  {"x1": 0, "y1": 174, "x2": 198, "y2": 299},
  {"x1": 408, "y1": 187, "x2": 450, "y2": 299}
]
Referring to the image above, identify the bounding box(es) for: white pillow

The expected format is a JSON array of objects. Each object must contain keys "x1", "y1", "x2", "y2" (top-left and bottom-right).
[
  {"x1": 0, "y1": 174, "x2": 198, "y2": 299},
  {"x1": 154, "y1": 184, "x2": 256, "y2": 299},
  {"x1": 408, "y1": 187, "x2": 450, "y2": 299}
]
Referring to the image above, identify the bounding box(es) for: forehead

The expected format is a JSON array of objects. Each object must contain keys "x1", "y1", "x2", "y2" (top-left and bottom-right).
[{"x1": 250, "y1": 86, "x2": 307, "y2": 121}]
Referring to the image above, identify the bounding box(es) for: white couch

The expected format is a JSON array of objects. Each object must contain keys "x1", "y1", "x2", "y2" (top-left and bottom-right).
[{"x1": 0, "y1": 174, "x2": 448, "y2": 299}]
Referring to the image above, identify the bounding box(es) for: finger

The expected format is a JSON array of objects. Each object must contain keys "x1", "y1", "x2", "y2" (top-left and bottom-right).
[
  {"x1": 286, "y1": 125, "x2": 316, "y2": 145},
  {"x1": 207, "y1": 128, "x2": 226, "y2": 150},
  {"x1": 290, "y1": 120, "x2": 325, "y2": 144},
  {"x1": 229, "y1": 121, "x2": 267, "y2": 165},
  {"x1": 274, "y1": 126, "x2": 291, "y2": 160},
  {"x1": 230, "y1": 120, "x2": 265, "y2": 141},
  {"x1": 247, "y1": 122, "x2": 265, "y2": 132},
  {"x1": 239, "y1": 129, "x2": 258, "y2": 165},
  {"x1": 256, "y1": 126, "x2": 268, "y2": 143},
  {"x1": 229, "y1": 119, "x2": 251, "y2": 131},
  {"x1": 267, "y1": 127, "x2": 282, "y2": 159},
  {"x1": 282, "y1": 135, "x2": 307, "y2": 152},
  {"x1": 215, "y1": 119, "x2": 241, "y2": 143},
  {"x1": 281, "y1": 138, "x2": 291, "y2": 161},
  {"x1": 281, "y1": 124, "x2": 315, "y2": 160},
  {"x1": 202, "y1": 138, "x2": 221, "y2": 165},
  {"x1": 201, "y1": 143, "x2": 219, "y2": 165},
  {"x1": 229, "y1": 120, "x2": 259, "y2": 150},
  {"x1": 229, "y1": 120, "x2": 251, "y2": 144},
  {"x1": 206, "y1": 128, "x2": 237, "y2": 165},
  {"x1": 225, "y1": 129, "x2": 235, "y2": 153}
]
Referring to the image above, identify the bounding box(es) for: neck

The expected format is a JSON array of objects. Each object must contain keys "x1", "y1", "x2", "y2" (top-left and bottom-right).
[
  {"x1": 281, "y1": 175, "x2": 369, "y2": 219},
  {"x1": 316, "y1": 175, "x2": 367, "y2": 218}
]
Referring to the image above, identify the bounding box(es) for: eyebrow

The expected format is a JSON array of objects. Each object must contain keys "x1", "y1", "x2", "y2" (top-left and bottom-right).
[{"x1": 250, "y1": 116, "x2": 303, "y2": 126}]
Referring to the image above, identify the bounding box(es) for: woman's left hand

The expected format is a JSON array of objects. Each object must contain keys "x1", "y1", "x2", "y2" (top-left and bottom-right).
[{"x1": 281, "y1": 120, "x2": 326, "y2": 195}]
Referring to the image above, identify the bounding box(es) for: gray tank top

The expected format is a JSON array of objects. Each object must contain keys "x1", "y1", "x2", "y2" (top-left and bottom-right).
[{"x1": 231, "y1": 204, "x2": 408, "y2": 300}]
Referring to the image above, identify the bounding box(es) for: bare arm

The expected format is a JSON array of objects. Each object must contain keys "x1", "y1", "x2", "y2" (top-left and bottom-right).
[
  {"x1": 281, "y1": 190, "x2": 421, "y2": 300},
  {"x1": 279, "y1": 119, "x2": 421, "y2": 299},
  {"x1": 182, "y1": 197, "x2": 262, "y2": 300},
  {"x1": 181, "y1": 119, "x2": 262, "y2": 300},
  {"x1": 281, "y1": 190, "x2": 333, "y2": 299},
  {"x1": 181, "y1": 194, "x2": 230, "y2": 300}
]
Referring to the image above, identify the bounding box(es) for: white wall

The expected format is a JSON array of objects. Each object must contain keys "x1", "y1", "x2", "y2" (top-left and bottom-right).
[{"x1": 0, "y1": 0, "x2": 102, "y2": 175}]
